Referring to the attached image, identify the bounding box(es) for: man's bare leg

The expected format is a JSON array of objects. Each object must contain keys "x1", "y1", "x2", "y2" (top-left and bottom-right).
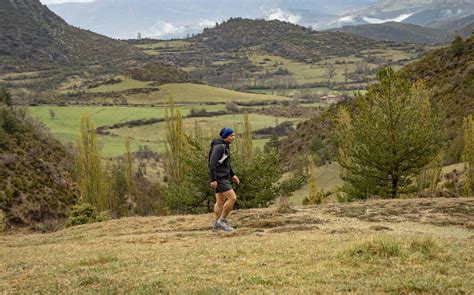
[
  {"x1": 220, "y1": 189, "x2": 237, "y2": 219},
  {"x1": 214, "y1": 193, "x2": 225, "y2": 220}
]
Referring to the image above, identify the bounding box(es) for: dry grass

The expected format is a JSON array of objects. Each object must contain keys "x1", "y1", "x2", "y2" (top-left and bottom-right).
[{"x1": 1, "y1": 198, "x2": 473, "y2": 293}]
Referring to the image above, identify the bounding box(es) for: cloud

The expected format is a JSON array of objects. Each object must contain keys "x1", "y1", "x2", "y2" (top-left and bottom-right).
[
  {"x1": 148, "y1": 19, "x2": 217, "y2": 39},
  {"x1": 363, "y1": 13, "x2": 413, "y2": 24},
  {"x1": 40, "y1": 0, "x2": 95, "y2": 4},
  {"x1": 198, "y1": 19, "x2": 216, "y2": 28},
  {"x1": 265, "y1": 8, "x2": 301, "y2": 24},
  {"x1": 149, "y1": 22, "x2": 186, "y2": 38},
  {"x1": 338, "y1": 16, "x2": 355, "y2": 23}
]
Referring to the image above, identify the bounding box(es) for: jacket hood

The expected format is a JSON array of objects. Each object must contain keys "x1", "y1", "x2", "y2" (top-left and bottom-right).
[{"x1": 211, "y1": 138, "x2": 227, "y2": 147}]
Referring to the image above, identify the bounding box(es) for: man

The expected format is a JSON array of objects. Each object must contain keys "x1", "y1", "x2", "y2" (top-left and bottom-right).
[{"x1": 209, "y1": 127, "x2": 240, "y2": 232}]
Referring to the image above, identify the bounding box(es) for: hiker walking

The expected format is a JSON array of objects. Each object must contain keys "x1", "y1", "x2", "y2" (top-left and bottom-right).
[{"x1": 209, "y1": 127, "x2": 240, "y2": 232}]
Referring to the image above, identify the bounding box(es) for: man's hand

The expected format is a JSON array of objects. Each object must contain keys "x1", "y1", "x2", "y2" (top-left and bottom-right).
[
  {"x1": 210, "y1": 181, "x2": 218, "y2": 189},
  {"x1": 231, "y1": 175, "x2": 240, "y2": 184}
]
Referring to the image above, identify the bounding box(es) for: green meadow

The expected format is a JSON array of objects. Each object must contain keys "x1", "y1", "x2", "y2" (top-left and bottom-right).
[{"x1": 28, "y1": 106, "x2": 300, "y2": 157}]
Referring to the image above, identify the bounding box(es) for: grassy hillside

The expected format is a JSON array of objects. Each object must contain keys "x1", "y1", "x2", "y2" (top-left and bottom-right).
[
  {"x1": 402, "y1": 35, "x2": 474, "y2": 161},
  {"x1": 0, "y1": 107, "x2": 78, "y2": 232},
  {"x1": 1, "y1": 198, "x2": 473, "y2": 293},
  {"x1": 193, "y1": 18, "x2": 384, "y2": 62},
  {"x1": 128, "y1": 61, "x2": 196, "y2": 85}
]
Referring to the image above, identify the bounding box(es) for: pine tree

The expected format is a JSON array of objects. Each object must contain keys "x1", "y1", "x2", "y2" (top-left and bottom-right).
[
  {"x1": 335, "y1": 67, "x2": 444, "y2": 198},
  {"x1": 462, "y1": 115, "x2": 474, "y2": 196},
  {"x1": 75, "y1": 114, "x2": 110, "y2": 211}
]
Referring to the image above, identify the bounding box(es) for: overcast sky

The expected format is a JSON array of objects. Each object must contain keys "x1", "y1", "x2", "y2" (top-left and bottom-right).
[{"x1": 40, "y1": 0, "x2": 95, "y2": 4}]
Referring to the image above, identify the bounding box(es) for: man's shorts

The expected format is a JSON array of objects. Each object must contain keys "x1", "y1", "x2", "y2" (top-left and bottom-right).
[{"x1": 216, "y1": 177, "x2": 233, "y2": 193}]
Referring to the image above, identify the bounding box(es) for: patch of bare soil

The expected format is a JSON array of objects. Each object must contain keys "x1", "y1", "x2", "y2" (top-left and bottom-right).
[{"x1": 320, "y1": 198, "x2": 474, "y2": 227}]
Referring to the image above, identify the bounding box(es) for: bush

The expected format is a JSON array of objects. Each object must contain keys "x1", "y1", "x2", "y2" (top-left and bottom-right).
[{"x1": 65, "y1": 203, "x2": 110, "y2": 227}]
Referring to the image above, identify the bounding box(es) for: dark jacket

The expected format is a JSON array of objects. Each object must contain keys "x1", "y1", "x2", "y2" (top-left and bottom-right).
[{"x1": 209, "y1": 138, "x2": 235, "y2": 181}]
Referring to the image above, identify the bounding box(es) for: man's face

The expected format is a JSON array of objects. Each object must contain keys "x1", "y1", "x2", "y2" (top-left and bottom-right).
[{"x1": 224, "y1": 133, "x2": 236, "y2": 144}]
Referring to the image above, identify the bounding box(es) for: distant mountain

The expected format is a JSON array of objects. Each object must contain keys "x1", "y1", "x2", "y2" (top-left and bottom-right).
[
  {"x1": 192, "y1": 18, "x2": 385, "y2": 62},
  {"x1": 458, "y1": 22, "x2": 474, "y2": 38},
  {"x1": 45, "y1": 0, "x2": 375, "y2": 39},
  {"x1": 329, "y1": 22, "x2": 451, "y2": 43},
  {"x1": 0, "y1": 0, "x2": 146, "y2": 72},
  {"x1": 432, "y1": 14, "x2": 474, "y2": 35},
  {"x1": 331, "y1": 0, "x2": 474, "y2": 29}
]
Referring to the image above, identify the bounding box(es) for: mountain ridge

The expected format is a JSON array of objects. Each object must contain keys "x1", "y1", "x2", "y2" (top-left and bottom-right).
[
  {"x1": 0, "y1": 0, "x2": 146, "y2": 73},
  {"x1": 329, "y1": 21, "x2": 452, "y2": 43}
]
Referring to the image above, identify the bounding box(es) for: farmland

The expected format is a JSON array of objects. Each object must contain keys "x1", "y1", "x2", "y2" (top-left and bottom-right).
[{"x1": 28, "y1": 105, "x2": 301, "y2": 157}]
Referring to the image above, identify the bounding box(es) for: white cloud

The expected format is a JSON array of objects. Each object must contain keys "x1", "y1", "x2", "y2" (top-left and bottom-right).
[
  {"x1": 265, "y1": 8, "x2": 301, "y2": 24},
  {"x1": 338, "y1": 16, "x2": 355, "y2": 23},
  {"x1": 40, "y1": 0, "x2": 95, "y2": 4},
  {"x1": 148, "y1": 20, "x2": 217, "y2": 39},
  {"x1": 149, "y1": 22, "x2": 186, "y2": 38},
  {"x1": 198, "y1": 19, "x2": 216, "y2": 28},
  {"x1": 363, "y1": 13, "x2": 413, "y2": 24}
]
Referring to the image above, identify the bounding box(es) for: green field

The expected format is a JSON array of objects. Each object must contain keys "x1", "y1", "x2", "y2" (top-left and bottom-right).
[
  {"x1": 249, "y1": 87, "x2": 357, "y2": 97},
  {"x1": 28, "y1": 105, "x2": 222, "y2": 156},
  {"x1": 249, "y1": 54, "x2": 379, "y2": 85},
  {"x1": 108, "y1": 113, "x2": 302, "y2": 145},
  {"x1": 288, "y1": 162, "x2": 343, "y2": 205},
  {"x1": 28, "y1": 106, "x2": 298, "y2": 156}
]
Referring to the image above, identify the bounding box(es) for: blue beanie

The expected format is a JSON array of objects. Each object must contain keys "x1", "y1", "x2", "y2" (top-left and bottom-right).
[{"x1": 220, "y1": 127, "x2": 234, "y2": 139}]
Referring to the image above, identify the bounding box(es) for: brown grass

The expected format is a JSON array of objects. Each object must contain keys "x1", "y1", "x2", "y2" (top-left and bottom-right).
[{"x1": 1, "y1": 198, "x2": 473, "y2": 293}]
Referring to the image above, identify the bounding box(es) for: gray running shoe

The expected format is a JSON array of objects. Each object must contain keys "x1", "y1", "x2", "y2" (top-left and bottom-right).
[
  {"x1": 217, "y1": 219, "x2": 234, "y2": 232},
  {"x1": 212, "y1": 221, "x2": 222, "y2": 231}
]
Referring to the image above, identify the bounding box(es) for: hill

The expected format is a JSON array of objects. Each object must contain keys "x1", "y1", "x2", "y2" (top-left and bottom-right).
[
  {"x1": 458, "y1": 22, "x2": 474, "y2": 39},
  {"x1": 192, "y1": 18, "x2": 386, "y2": 62},
  {"x1": 1, "y1": 197, "x2": 473, "y2": 292},
  {"x1": 0, "y1": 0, "x2": 146, "y2": 73},
  {"x1": 128, "y1": 62, "x2": 196, "y2": 85},
  {"x1": 0, "y1": 104, "x2": 78, "y2": 232},
  {"x1": 329, "y1": 22, "x2": 450, "y2": 44},
  {"x1": 432, "y1": 14, "x2": 474, "y2": 36},
  {"x1": 402, "y1": 34, "x2": 474, "y2": 154},
  {"x1": 402, "y1": 35, "x2": 473, "y2": 160}
]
